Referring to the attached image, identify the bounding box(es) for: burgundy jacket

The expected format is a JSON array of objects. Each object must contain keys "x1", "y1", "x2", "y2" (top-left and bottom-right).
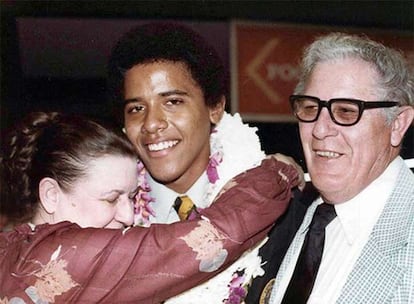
[{"x1": 0, "y1": 158, "x2": 298, "y2": 303}]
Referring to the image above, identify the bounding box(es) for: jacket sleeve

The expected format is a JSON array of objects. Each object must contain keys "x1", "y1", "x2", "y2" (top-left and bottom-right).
[{"x1": 0, "y1": 158, "x2": 298, "y2": 303}]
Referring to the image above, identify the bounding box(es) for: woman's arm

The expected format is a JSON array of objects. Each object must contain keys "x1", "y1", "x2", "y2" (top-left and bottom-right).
[{"x1": 0, "y1": 158, "x2": 298, "y2": 303}]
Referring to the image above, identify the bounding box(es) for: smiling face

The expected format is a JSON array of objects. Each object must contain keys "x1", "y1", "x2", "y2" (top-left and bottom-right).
[
  {"x1": 54, "y1": 155, "x2": 139, "y2": 229},
  {"x1": 300, "y1": 58, "x2": 402, "y2": 203},
  {"x1": 123, "y1": 61, "x2": 224, "y2": 193}
]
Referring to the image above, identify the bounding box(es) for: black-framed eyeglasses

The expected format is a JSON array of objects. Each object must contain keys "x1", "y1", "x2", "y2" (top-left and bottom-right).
[{"x1": 289, "y1": 95, "x2": 400, "y2": 126}]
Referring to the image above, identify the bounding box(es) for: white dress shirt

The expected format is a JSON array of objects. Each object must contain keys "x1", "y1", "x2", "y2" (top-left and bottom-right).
[
  {"x1": 270, "y1": 157, "x2": 403, "y2": 304},
  {"x1": 147, "y1": 171, "x2": 210, "y2": 224}
]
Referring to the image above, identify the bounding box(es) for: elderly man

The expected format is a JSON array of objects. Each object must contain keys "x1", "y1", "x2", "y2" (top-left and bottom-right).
[{"x1": 258, "y1": 33, "x2": 414, "y2": 304}]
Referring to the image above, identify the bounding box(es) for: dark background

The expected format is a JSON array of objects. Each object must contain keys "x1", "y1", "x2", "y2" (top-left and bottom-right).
[{"x1": 1, "y1": 1, "x2": 413, "y2": 169}]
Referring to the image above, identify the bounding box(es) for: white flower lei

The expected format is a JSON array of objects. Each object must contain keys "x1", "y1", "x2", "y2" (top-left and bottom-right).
[
  {"x1": 166, "y1": 112, "x2": 267, "y2": 304},
  {"x1": 203, "y1": 112, "x2": 266, "y2": 205}
]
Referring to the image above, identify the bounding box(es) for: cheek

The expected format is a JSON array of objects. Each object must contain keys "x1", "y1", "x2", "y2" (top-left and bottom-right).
[
  {"x1": 299, "y1": 125, "x2": 313, "y2": 150},
  {"x1": 125, "y1": 115, "x2": 139, "y2": 130},
  {"x1": 350, "y1": 122, "x2": 389, "y2": 152},
  {"x1": 176, "y1": 112, "x2": 211, "y2": 137},
  {"x1": 95, "y1": 206, "x2": 117, "y2": 225},
  {"x1": 192, "y1": 120, "x2": 211, "y2": 144},
  {"x1": 125, "y1": 121, "x2": 141, "y2": 142}
]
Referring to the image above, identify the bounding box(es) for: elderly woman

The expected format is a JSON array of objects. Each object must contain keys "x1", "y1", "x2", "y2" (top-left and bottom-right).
[{"x1": 0, "y1": 111, "x2": 299, "y2": 303}]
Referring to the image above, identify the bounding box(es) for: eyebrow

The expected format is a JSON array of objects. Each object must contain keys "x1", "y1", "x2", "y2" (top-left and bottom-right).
[
  {"x1": 101, "y1": 189, "x2": 123, "y2": 196},
  {"x1": 101, "y1": 185, "x2": 139, "y2": 199},
  {"x1": 124, "y1": 89, "x2": 189, "y2": 104}
]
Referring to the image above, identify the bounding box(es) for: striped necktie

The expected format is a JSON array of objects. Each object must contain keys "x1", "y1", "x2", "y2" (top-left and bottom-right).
[{"x1": 173, "y1": 195, "x2": 198, "y2": 221}]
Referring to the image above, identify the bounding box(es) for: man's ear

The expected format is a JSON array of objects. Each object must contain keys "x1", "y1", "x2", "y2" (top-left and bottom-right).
[
  {"x1": 38, "y1": 177, "x2": 61, "y2": 214},
  {"x1": 391, "y1": 106, "x2": 414, "y2": 147},
  {"x1": 209, "y1": 96, "x2": 226, "y2": 125}
]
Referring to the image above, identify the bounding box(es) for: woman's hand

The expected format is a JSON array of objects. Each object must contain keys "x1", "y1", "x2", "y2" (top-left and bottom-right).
[{"x1": 267, "y1": 153, "x2": 306, "y2": 191}]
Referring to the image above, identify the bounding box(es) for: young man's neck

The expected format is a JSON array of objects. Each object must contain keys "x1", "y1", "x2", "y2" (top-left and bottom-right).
[{"x1": 164, "y1": 164, "x2": 208, "y2": 194}]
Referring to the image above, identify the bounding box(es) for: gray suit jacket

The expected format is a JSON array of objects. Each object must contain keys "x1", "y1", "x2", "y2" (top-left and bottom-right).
[{"x1": 272, "y1": 162, "x2": 414, "y2": 304}]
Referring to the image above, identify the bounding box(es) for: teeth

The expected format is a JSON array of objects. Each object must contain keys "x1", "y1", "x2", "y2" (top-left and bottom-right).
[
  {"x1": 316, "y1": 150, "x2": 340, "y2": 158},
  {"x1": 148, "y1": 140, "x2": 178, "y2": 152}
]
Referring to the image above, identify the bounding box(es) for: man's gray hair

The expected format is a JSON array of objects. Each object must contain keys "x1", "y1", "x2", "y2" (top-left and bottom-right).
[{"x1": 295, "y1": 32, "x2": 414, "y2": 122}]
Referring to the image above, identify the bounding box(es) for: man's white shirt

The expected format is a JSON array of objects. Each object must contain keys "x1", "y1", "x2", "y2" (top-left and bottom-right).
[{"x1": 270, "y1": 157, "x2": 403, "y2": 304}]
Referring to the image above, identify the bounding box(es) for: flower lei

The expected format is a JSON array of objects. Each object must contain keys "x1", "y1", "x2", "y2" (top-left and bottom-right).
[
  {"x1": 226, "y1": 270, "x2": 247, "y2": 304},
  {"x1": 133, "y1": 112, "x2": 266, "y2": 225},
  {"x1": 165, "y1": 112, "x2": 267, "y2": 304},
  {"x1": 133, "y1": 113, "x2": 267, "y2": 302},
  {"x1": 133, "y1": 161, "x2": 155, "y2": 227},
  {"x1": 202, "y1": 112, "x2": 266, "y2": 206}
]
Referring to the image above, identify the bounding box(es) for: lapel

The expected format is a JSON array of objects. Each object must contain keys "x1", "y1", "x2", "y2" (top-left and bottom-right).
[
  {"x1": 269, "y1": 196, "x2": 321, "y2": 300},
  {"x1": 245, "y1": 185, "x2": 317, "y2": 303},
  {"x1": 337, "y1": 164, "x2": 414, "y2": 303}
]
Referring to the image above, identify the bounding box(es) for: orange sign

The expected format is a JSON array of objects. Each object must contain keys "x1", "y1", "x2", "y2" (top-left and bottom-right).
[{"x1": 231, "y1": 21, "x2": 414, "y2": 122}]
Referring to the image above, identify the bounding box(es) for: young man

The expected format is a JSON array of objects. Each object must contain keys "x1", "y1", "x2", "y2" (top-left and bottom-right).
[{"x1": 107, "y1": 22, "x2": 307, "y2": 302}]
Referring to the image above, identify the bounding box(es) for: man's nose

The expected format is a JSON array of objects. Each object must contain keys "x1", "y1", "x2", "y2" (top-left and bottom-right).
[
  {"x1": 312, "y1": 108, "x2": 338, "y2": 139},
  {"x1": 141, "y1": 107, "x2": 168, "y2": 134}
]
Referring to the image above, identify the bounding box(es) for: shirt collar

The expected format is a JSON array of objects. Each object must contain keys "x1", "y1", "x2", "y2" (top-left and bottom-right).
[
  {"x1": 147, "y1": 171, "x2": 210, "y2": 222},
  {"x1": 329, "y1": 157, "x2": 402, "y2": 244}
]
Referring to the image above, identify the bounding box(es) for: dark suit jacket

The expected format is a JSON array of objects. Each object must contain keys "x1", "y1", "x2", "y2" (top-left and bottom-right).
[{"x1": 245, "y1": 183, "x2": 318, "y2": 303}]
